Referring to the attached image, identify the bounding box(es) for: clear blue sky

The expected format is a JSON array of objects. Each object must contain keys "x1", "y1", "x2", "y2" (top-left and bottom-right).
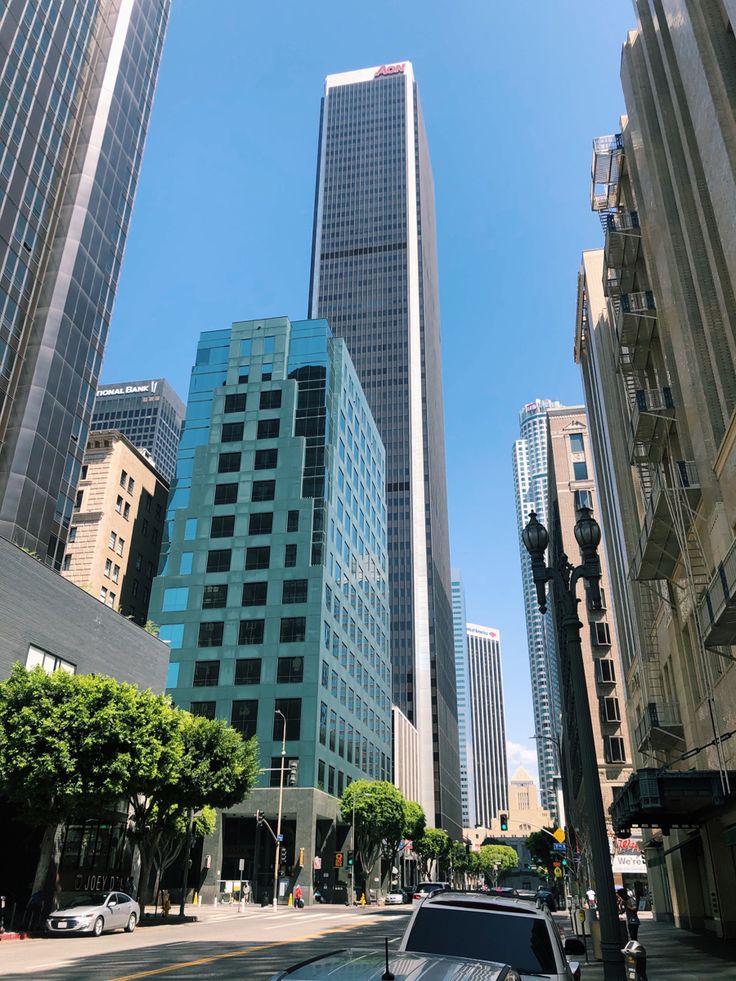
[{"x1": 105, "y1": 0, "x2": 637, "y2": 785}]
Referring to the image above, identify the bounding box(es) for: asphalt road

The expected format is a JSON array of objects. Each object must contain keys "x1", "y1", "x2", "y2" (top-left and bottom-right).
[{"x1": 1, "y1": 905, "x2": 413, "y2": 980}]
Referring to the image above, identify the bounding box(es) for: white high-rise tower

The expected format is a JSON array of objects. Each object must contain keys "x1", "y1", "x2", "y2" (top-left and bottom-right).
[
  {"x1": 451, "y1": 572, "x2": 475, "y2": 827},
  {"x1": 512, "y1": 400, "x2": 563, "y2": 818},
  {"x1": 467, "y1": 624, "x2": 508, "y2": 826}
]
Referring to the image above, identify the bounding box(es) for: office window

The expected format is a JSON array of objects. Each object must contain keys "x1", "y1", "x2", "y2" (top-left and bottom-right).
[
  {"x1": 120, "y1": 470, "x2": 127, "y2": 487},
  {"x1": 218, "y1": 452, "x2": 241, "y2": 473},
  {"x1": 328, "y1": 766, "x2": 335, "y2": 796},
  {"x1": 109, "y1": 531, "x2": 117, "y2": 549},
  {"x1": 599, "y1": 696, "x2": 621, "y2": 724},
  {"x1": 604, "y1": 736, "x2": 627, "y2": 764},
  {"x1": 277, "y1": 656, "x2": 304, "y2": 684},
  {"x1": 242, "y1": 581, "x2": 268, "y2": 607},
  {"x1": 245, "y1": 546, "x2": 270, "y2": 570},
  {"x1": 255, "y1": 448, "x2": 277, "y2": 470},
  {"x1": 62, "y1": 554, "x2": 72, "y2": 571},
  {"x1": 193, "y1": 661, "x2": 220, "y2": 687},
  {"x1": 260, "y1": 390, "x2": 281, "y2": 409},
  {"x1": 191, "y1": 701, "x2": 216, "y2": 719},
  {"x1": 319, "y1": 702, "x2": 328, "y2": 745},
  {"x1": 26, "y1": 645, "x2": 76, "y2": 675},
  {"x1": 280, "y1": 617, "x2": 306, "y2": 643},
  {"x1": 286, "y1": 510, "x2": 299, "y2": 533},
  {"x1": 591, "y1": 621, "x2": 612, "y2": 647},
  {"x1": 282, "y1": 580, "x2": 308, "y2": 604},
  {"x1": 235, "y1": 658, "x2": 262, "y2": 685},
  {"x1": 321, "y1": 661, "x2": 329, "y2": 688},
  {"x1": 285, "y1": 544, "x2": 297, "y2": 567},
  {"x1": 104, "y1": 558, "x2": 112, "y2": 577},
  {"x1": 317, "y1": 760, "x2": 326, "y2": 791},
  {"x1": 210, "y1": 515, "x2": 235, "y2": 538},
  {"x1": 596, "y1": 659, "x2": 616, "y2": 684},
  {"x1": 221, "y1": 421, "x2": 244, "y2": 442},
  {"x1": 207, "y1": 549, "x2": 231, "y2": 572},
  {"x1": 252, "y1": 479, "x2": 275, "y2": 502},
  {"x1": 249, "y1": 512, "x2": 273, "y2": 535},
  {"x1": 329, "y1": 709, "x2": 337, "y2": 751},
  {"x1": 203, "y1": 584, "x2": 228, "y2": 609},
  {"x1": 127, "y1": 477, "x2": 135, "y2": 495},
  {"x1": 257, "y1": 418, "x2": 280, "y2": 440},
  {"x1": 123, "y1": 502, "x2": 130, "y2": 520},
  {"x1": 214, "y1": 483, "x2": 238, "y2": 505},
  {"x1": 239, "y1": 619, "x2": 265, "y2": 645},
  {"x1": 573, "y1": 461, "x2": 588, "y2": 481},
  {"x1": 115, "y1": 495, "x2": 123, "y2": 513},
  {"x1": 225, "y1": 393, "x2": 246, "y2": 413},
  {"x1": 69, "y1": 527, "x2": 78, "y2": 543},
  {"x1": 570, "y1": 433, "x2": 585, "y2": 453},
  {"x1": 75, "y1": 490, "x2": 84, "y2": 509},
  {"x1": 575, "y1": 489, "x2": 593, "y2": 511},
  {"x1": 198, "y1": 622, "x2": 224, "y2": 647},
  {"x1": 117, "y1": 538, "x2": 125, "y2": 557},
  {"x1": 112, "y1": 564, "x2": 120, "y2": 584},
  {"x1": 274, "y1": 698, "x2": 301, "y2": 740},
  {"x1": 231, "y1": 700, "x2": 258, "y2": 739}
]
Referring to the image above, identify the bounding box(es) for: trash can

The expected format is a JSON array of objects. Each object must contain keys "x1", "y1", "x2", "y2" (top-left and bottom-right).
[{"x1": 621, "y1": 940, "x2": 647, "y2": 981}]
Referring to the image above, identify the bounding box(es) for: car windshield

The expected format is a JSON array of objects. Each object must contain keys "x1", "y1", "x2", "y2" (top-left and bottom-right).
[
  {"x1": 404, "y1": 905, "x2": 557, "y2": 975},
  {"x1": 61, "y1": 893, "x2": 110, "y2": 909}
]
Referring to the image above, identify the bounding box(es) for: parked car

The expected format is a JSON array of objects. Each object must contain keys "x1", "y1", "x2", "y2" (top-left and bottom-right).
[
  {"x1": 400, "y1": 891, "x2": 586, "y2": 981},
  {"x1": 46, "y1": 891, "x2": 140, "y2": 936},
  {"x1": 412, "y1": 880, "x2": 449, "y2": 903},
  {"x1": 269, "y1": 947, "x2": 522, "y2": 980},
  {"x1": 385, "y1": 889, "x2": 406, "y2": 905},
  {"x1": 490, "y1": 887, "x2": 520, "y2": 898}
]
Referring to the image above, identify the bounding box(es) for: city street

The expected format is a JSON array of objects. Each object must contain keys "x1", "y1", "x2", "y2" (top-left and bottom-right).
[{"x1": 1, "y1": 905, "x2": 412, "y2": 981}]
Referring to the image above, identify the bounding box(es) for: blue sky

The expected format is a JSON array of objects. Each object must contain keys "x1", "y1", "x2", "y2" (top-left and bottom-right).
[{"x1": 105, "y1": 0, "x2": 637, "y2": 785}]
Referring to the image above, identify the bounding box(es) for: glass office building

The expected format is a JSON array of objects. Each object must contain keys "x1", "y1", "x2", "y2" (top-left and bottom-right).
[
  {"x1": 149, "y1": 317, "x2": 392, "y2": 900},
  {"x1": 308, "y1": 62, "x2": 461, "y2": 836},
  {"x1": 466, "y1": 623, "x2": 508, "y2": 828},
  {"x1": 451, "y1": 571, "x2": 475, "y2": 829},
  {"x1": 91, "y1": 378, "x2": 185, "y2": 484},
  {"x1": 0, "y1": 0, "x2": 170, "y2": 565}
]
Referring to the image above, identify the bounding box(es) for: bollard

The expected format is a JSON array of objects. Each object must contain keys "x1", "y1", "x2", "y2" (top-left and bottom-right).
[
  {"x1": 239, "y1": 898, "x2": 245, "y2": 913},
  {"x1": 621, "y1": 940, "x2": 647, "y2": 981}
]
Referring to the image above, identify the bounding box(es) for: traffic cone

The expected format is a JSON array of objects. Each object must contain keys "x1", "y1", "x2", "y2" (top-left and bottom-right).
[
  {"x1": 288, "y1": 894, "x2": 293, "y2": 907},
  {"x1": 360, "y1": 893, "x2": 366, "y2": 906}
]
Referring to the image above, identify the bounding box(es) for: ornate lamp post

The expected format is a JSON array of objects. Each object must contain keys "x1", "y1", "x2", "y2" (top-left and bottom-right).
[{"x1": 522, "y1": 507, "x2": 624, "y2": 981}]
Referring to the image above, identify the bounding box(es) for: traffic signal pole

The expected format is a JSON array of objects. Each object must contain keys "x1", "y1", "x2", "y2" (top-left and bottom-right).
[{"x1": 273, "y1": 710, "x2": 286, "y2": 911}]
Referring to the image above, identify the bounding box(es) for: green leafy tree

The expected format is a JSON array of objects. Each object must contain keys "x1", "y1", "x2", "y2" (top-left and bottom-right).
[
  {"x1": 478, "y1": 844, "x2": 518, "y2": 884},
  {"x1": 402, "y1": 799, "x2": 426, "y2": 842},
  {"x1": 340, "y1": 780, "x2": 407, "y2": 895},
  {"x1": 525, "y1": 829, "x2": 556, "y2": 873},
  {"x1": 413, "y1": 827, "x2": 451, "y2": 879}
]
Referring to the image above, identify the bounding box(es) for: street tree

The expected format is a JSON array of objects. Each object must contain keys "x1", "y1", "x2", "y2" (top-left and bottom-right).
[
  {"x1": 413, "y1": 827, "x2": 450, "y2": 879},
  {"x1": 340, "y1": 780, "x2": 407, "y2": 895},
  {"x1": 525, "y1": 828, "x2": 557, "y2": 874},
  {"x1": 402, "y1": 799, "x2": 426, "y2": 843},
  {"x1": 477, "y1": 843, "x2": 518, "y2": 884}
]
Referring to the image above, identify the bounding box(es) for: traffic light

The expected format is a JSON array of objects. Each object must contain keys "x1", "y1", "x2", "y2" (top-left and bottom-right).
[
  {"x1": 500, "y1": 813, "x2": 509, "y2": 831},
  {"x1": 280, "y1": 846, "x2": 287, "y2": 865},
  {"x1": 347, "y1": 850, "x2": 354, "y2": 867},
  {"x1": 561, "y1": 858, "x2": 568, "y2": 867},
  {"x1": 255, "y1": 809, "x2": 264, "y2": 826},
  {"x1": 288, "y1": 760, "x2": 299, "y2": 786}
]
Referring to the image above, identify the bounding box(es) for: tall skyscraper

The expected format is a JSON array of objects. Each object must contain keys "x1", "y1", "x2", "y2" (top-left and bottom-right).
[
  {"x1": 466, "y1": 623, "x2": 508, "y2": 828},
  {"x1": 91, "y1": 378, "x2": 185, "y2": 484},
  {"x1": 512, "y1": 399, "x2": 562, "y2": 817},
  {"x1": 308, "y1": 61, "x2": 461, "y2": 835},
  {"x1": 451, "y1": 571, "x2": 475, "y2": 828},
  {"x1": 0, "y1": 0, "x2": 170, "y2": 566},
  {"x1": 149, "y1": 316, "x2": 392, "y2": 902}
]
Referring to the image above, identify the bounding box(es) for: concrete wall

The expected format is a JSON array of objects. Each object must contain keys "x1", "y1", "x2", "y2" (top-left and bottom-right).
[{"x1": 0, "y1": 536, "x2": 170, "y2": 690}]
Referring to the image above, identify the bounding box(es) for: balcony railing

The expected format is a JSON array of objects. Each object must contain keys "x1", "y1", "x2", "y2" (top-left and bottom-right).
[
  {"x1": 634, "y1": 701, "x2": 685, "y2": 753},
  {"x1": 615, "y1": 290, "x2": 657, "y2": 353},
  {"x1": 604, "y1": 211, "x2": 641, "y2": 295},
  {"x1": 591, "y1": 134, "x2": 624, "y2": 212},
  {"x1": 628, "y1": 387, "x2": 676, "y2": 464},
  {"x1": 699, "y1": 536, "x2": 736, "y2": 647},
  {"x1": 631, "y1": 461, "x2": 701, "y2": 581}
]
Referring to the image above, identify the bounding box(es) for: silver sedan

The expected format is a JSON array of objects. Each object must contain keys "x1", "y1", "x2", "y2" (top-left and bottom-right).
[{"x1": 46, "y1": 891, "x2": 140, "y2": 936}]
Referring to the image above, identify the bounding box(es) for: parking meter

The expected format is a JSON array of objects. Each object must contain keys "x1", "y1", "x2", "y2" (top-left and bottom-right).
[{"x1": 622, "y1": 940, "x2": 647, "y2": 981}]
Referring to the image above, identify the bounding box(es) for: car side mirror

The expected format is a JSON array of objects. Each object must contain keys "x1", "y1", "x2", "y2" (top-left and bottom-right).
[
  {"x1": 108, "y1": 900, "x2": 117, "y2": 907},
  {"x1": 564, "y1": 937, "x2": 586, "y2": 956}
]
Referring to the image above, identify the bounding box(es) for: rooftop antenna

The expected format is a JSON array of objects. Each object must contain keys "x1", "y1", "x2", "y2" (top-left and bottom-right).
[{"x1": 381, "y1": 936, "x2": 395, "y2": 981}]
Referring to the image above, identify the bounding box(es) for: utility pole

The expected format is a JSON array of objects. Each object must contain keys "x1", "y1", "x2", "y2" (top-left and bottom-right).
[
  {"x1": 272, "y1": 709, "x2": 286, "y2": 911},
  {"x1": 179, "y1": 807, "x2": 193, "y2": 916}
]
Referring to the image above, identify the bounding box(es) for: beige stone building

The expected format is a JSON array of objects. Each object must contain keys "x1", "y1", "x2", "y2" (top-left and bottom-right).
[
  {"x1": 465, "y1": 767, "x2": 553, "y2": 848},
  {"x1": 546, "y1": 407, "x2": 633, "y2": 889},
  {"x1": 573, "y1": 2, "x2": 736, "y2": 937},
  {"x1": 62, "y1": 430, "x2": 168, "y2": 624}
]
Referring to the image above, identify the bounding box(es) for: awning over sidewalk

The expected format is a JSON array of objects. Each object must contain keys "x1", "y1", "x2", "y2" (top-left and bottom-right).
[{"x1": 611, "y1": 768, "x2": 736, "y2": 836}]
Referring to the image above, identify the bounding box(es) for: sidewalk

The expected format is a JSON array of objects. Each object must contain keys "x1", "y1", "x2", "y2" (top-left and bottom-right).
[{"x1": 557, "y1": 912, "x2": 736, "y2": 979}]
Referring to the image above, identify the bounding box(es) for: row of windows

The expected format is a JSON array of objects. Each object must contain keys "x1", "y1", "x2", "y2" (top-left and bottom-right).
[
  {"x1": 198, "y1": 578, "x2": 308, "y2": 609},
  {"x1": 192, "y1": 696, "x2": 300, "y2": 740},
  {"x1": 220, "y1": 418, "x2": 280, "y2": 442},
  {"x1": 224, "y1": 389, "x2": 281, "y2": 412},
  {"x1": 210, "y1": 509, "x2": 298, "y2": 538},
  {"x1": 193, "y1": 655, "x2": 303, "y2": 687},
  {"x1": 207, "y1": 544, "x2": 298, "y2": 572},
  {"x1": 218, "y1": 449, "x2": 277, "y2": 473},
  {"x1": 197, "y1": 616, "x2": 306, "y2": 648}
]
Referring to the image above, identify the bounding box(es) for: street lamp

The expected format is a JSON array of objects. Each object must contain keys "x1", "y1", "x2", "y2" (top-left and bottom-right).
[
  {"x1": 522, "y1": 508, "x2": 623, "y2": 981},
  {"x1": 272, "y1": 709, "x2": 287, "y2": 911}
]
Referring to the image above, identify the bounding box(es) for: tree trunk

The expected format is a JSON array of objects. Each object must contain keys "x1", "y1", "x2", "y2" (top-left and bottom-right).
[{"x1": 33, "y1": 823, "x2": 65, "y2": 914}]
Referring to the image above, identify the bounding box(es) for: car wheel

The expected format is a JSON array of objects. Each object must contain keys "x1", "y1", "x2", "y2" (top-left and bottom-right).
[
  {"x1": 125, "y1": 913, "x2": 137, "y2": 933},
  {"x1": 93, "y1": 916, "x2": 104, "y2": 937}
]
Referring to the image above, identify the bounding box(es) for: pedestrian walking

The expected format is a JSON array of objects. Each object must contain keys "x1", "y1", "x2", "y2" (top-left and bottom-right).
[
  {"x1": 586, "y1": 887, "x2": 596, "y2": 909},
  {"x1": 617, "y1": 887, "x2": 640, "y2": 940}
]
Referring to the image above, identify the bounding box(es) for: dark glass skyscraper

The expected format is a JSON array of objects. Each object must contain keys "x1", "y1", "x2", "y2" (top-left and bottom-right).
[
  {"x1": 0, "y1": 0, "x2": 170, "y2": 565},
  {"x1": 309, "y1": 62, "x2": 461, "y2": 835}
]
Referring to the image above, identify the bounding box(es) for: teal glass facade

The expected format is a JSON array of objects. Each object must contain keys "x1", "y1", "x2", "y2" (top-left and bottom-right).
[{"x1": 150, "y1": 317, "x2": 392, "y2": 797}]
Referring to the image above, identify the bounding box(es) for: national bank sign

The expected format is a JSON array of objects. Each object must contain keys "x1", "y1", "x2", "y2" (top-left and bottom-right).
[{"x1": 96, "y1": 380, "x2": 161, "y2": 398}]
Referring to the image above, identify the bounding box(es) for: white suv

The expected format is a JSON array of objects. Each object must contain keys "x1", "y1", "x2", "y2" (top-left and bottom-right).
[{"x1": 400, "y1": 891, "x2": 585, "y2": 981}]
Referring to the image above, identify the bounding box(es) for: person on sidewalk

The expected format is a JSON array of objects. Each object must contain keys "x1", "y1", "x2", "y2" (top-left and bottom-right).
[
  {"x1": 617, "y1": 887, "x2": 640, "y2": 941},
  {"x1": 586, "y1": 887, "x2": 596, "y2": 909}
]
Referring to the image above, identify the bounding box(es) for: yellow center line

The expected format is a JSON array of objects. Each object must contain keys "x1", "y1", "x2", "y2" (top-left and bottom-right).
[{"x1": 108, "y1": 916, "x2": 387, "y2": 981}]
